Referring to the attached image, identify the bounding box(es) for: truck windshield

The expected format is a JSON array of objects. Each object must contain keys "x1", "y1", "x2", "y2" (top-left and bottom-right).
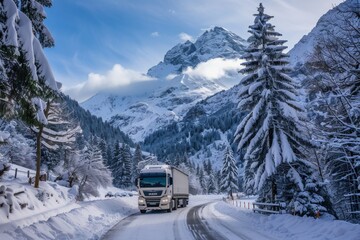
[{"x1": 139, "y1": 173, "x2": 166, "y2": 188}]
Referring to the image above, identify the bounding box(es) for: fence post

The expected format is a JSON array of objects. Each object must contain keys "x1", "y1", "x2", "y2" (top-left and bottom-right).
[
  {"x1": 248, "y1": 202, "x2": 250, "y2": 209},
  {"x1": 14, "y1": 168, "x2": 17, "y2": 179},
  {"x1": 27, "y1": 170, "x2": 30, "y2": 178}
]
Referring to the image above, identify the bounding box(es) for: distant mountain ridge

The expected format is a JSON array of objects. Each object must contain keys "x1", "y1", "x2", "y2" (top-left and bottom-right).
[{"x1": 81, "y1": 27, "x2": 247, "y2": 142}]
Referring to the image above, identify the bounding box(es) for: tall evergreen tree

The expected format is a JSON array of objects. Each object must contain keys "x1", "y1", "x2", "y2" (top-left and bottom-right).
[
  {"x1": 121, "y1": 143, "x2": 132, "y2": 188},
  {"x1": 235, "y1": 3, "x2": 330, "y2": 216},
  {"x1": 220, "y1": 146, "x2": 238, "y2": 196},
  {"x1": 0, "y1": 0, "x2": 58, "y2": 188},
  {"x1": 132, "y1": 144, "x2": 142, "y2": 181},
  {"x1": 110, "y1": 140, "x2": 122, "y2": 187}
]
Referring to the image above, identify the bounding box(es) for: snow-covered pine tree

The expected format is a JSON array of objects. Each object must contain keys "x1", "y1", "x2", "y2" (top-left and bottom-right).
[
  {"x1": 76, "y1": 144, "x2": 112, "y2": 201},
  {"x1": 132, "y1": 144, "x2": 142, "y2": 182},
  {"x1": 110, "y1": 140, "x2": 122, "y2": 187},
  {"x1": 0, "y1": 120, "x2": 35, "y2": 169},
  {"x1": 0, "y1": 0, "x2": 58, "y2": 188},
  {"x1": 15, "y1": 0, "x2": 55, "y2": 48},
  {"x1": 220, "y1": 146, "x2": 238, "y2": 197},
  {"x1": 0, "y1": 0, "x2": 57, "y2": 118},
  {"x1": 305, "y1": 1, "x2": 360, "y2": 221},
  {"x1": 98, "y1": 138, "x2": 108, "y2": 165},
  {"x1": 200, "y1": 159, "x2": 216, "y2": 194},
  {"x1": 40, "y1": 102, "x2": 82, "y2": 174},
  {"x1": 234, "y1": 3, "x2": 330, "y2": 216},
  {"x1": 120, "y1": 143, "x2": 132, "y2": 188}
]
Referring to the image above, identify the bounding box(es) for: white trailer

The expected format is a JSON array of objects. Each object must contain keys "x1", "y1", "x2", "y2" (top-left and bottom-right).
[{"x1": 136, "y1": 165, "x2": 189, "y2": 213}]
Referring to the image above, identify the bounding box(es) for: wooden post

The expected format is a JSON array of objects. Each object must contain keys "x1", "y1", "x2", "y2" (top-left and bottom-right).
[{"x1": 14, "y1": 168, "x2": 17, "y2": 179}]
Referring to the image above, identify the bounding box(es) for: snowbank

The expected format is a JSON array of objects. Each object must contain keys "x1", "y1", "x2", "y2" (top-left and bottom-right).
[
  {"x1": 0, "y1": 164, "x2": 138, "y2": 239},
  {"x1": 214, "y1": 200, "x2": 360, "y2": 240},
  {"x1": 0, "y1": 197, "x2": 138, "y2": 239}
]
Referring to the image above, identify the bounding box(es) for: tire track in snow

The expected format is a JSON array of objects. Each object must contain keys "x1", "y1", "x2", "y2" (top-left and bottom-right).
[
  {"x1": 101, "y1": 212, "x2": 140, "y2": 240},
  {"x1": 187, "y1": 203, "x2": 226, "y2": 240},
  {"x1": 173, "y1": 206, "x2": 187, "y2": 240},
  {"x1": 206, "y1": 202, "x2": 278, "y2": 240}
]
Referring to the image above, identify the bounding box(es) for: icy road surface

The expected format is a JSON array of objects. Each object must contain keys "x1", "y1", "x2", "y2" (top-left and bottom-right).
[
  {"x1": 101, "y1": 196, "x2": 257, "y2": 240},
  {"x1": 101, "y1": 195, "x2": 360, "y2": 240},
  {"x1": 101, "y1": 195, "x2": 216, "y2": 240}
]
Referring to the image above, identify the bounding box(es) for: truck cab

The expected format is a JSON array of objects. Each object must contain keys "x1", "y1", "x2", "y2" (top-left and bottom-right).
[{"x1": 135, "y1": 165, "x2": 189, "y2": 213}]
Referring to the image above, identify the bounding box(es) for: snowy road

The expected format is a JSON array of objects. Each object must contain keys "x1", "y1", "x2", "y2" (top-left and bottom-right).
[
  {"x1": 101, "y1": 196, "x2": 260, "y2": 240},
  {"x1": 187, "y1": 203, "x2": 226, "y2": 240},
  {"x1": 101, "y1": 196, "x2": 218, "y2": 240},
  {"x1": 101, "y1": 203, "x2": 194, "y2": 240}
]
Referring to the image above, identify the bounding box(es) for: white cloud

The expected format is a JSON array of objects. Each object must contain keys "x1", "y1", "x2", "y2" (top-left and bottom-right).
[
  {"x1": 183, "y1": 58, "x2": 243, "y2": 80},
  {"x1": 63, "y1": 64, "x2": 153, "y2": 102},
  {"x1": 151, "y1": 31, "x2": 160, "y2": 37},
  {"x1": 179, "y1": 32, "x2": 194, "y2": 42}
]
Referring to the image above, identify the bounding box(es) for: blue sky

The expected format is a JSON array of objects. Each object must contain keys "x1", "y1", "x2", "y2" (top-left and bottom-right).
[{"x1": 44, "y1": 0, "x2": 344, "y2": 102}]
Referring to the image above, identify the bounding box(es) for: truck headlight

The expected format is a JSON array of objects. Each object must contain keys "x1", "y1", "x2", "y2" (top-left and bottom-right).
[
  {"x1": 161, "y1": 198, "x2": 169, "y2": 204},
  {"x1": 138, "y1": 198, "x2": 145, "y2": 204}
]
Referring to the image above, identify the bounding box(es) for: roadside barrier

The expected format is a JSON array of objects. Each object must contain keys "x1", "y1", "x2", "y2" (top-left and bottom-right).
[
  {"x1": 223, "y1": 198, "x2": 255, "y2": 210},
  {"x1": 223, "y1": 198, "x2": 286, "y2": 214},
  {"x1": 252, "y1": 202, "x2": 286, "y2": 214}
]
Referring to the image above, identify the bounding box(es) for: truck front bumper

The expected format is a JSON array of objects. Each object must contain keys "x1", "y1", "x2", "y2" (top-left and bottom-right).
[{"x1": 138, "y1": 196, "x2": 171, "y2": 210}]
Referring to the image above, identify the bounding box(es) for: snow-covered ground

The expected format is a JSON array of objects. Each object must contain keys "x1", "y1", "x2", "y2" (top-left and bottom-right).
[
  {"x1": 207, "y1": 200, "x2": 360, "y2": 240},
  {"x1": 1, "y1": 170, "x2": 359, "y2": 240}
]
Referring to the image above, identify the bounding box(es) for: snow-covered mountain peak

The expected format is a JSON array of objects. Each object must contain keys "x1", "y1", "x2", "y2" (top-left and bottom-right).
[
  {"x1": 82, "y1": 27, "x2": 247, "y2": 142},
  {"x1": 148, "y1": 26, "x2": 247, "y2": 78}
]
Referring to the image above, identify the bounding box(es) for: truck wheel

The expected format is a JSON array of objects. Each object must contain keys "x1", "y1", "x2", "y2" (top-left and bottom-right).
[
  {"x1": 167, "y1": 202, "x2": 173, "y2": 213},
  {"x1": 167, "y1": 200, "x2": 174, "y2": 212},
  {"x1": 183, "y1": 199, "x2": 187, "y2": 207},
  {"x1": 140, "y1": 210, "x2": 146, "y2": 214},
  {"x1": 173, "y1": 199, "x2": 178, "y2": 210}
]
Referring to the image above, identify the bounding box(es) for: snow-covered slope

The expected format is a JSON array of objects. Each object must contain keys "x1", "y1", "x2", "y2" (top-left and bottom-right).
[
  {"x1": 141, "y1": 83, "x2": 243, "y2": 170},
  {"x1": 81, "y1": 27, "x2": 247, "y2": 142},
  {"x1": 288, "y1": 0, "x2": 356, "y2": 67}
]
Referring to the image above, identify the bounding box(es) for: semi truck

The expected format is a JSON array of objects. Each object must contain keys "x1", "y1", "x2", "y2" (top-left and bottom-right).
[{"x1": 135, "y1": 165, "x2": 189, "y2": 213}]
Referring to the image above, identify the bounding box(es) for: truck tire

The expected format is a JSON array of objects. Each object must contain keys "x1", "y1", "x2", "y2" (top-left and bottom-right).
[
  {"x1": 140, "y1": 210, "x2": 146, "y2": 214},
  {"x1": 167, "y1": 201, "x2": 173, "y2": 212},
  {"x1": 173, "y1": 199, "x2": 178, "y2": 210}
]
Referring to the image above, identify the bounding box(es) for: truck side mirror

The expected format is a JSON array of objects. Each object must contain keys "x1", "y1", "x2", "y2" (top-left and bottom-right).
[
  {"x1": 134, "y1": 177, "x2": 138, "y2": 187},
  {"x1": 169, "y1": 177, "x2": 173, "y2": 185}
]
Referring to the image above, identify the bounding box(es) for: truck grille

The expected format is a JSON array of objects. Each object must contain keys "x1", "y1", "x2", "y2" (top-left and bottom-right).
[
  {"x1": 143, "y1": 190, "x2": 163, "y2": 196},
  {"x1": 146, "y1": 199, "x2": 160, "y2": 207}
]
